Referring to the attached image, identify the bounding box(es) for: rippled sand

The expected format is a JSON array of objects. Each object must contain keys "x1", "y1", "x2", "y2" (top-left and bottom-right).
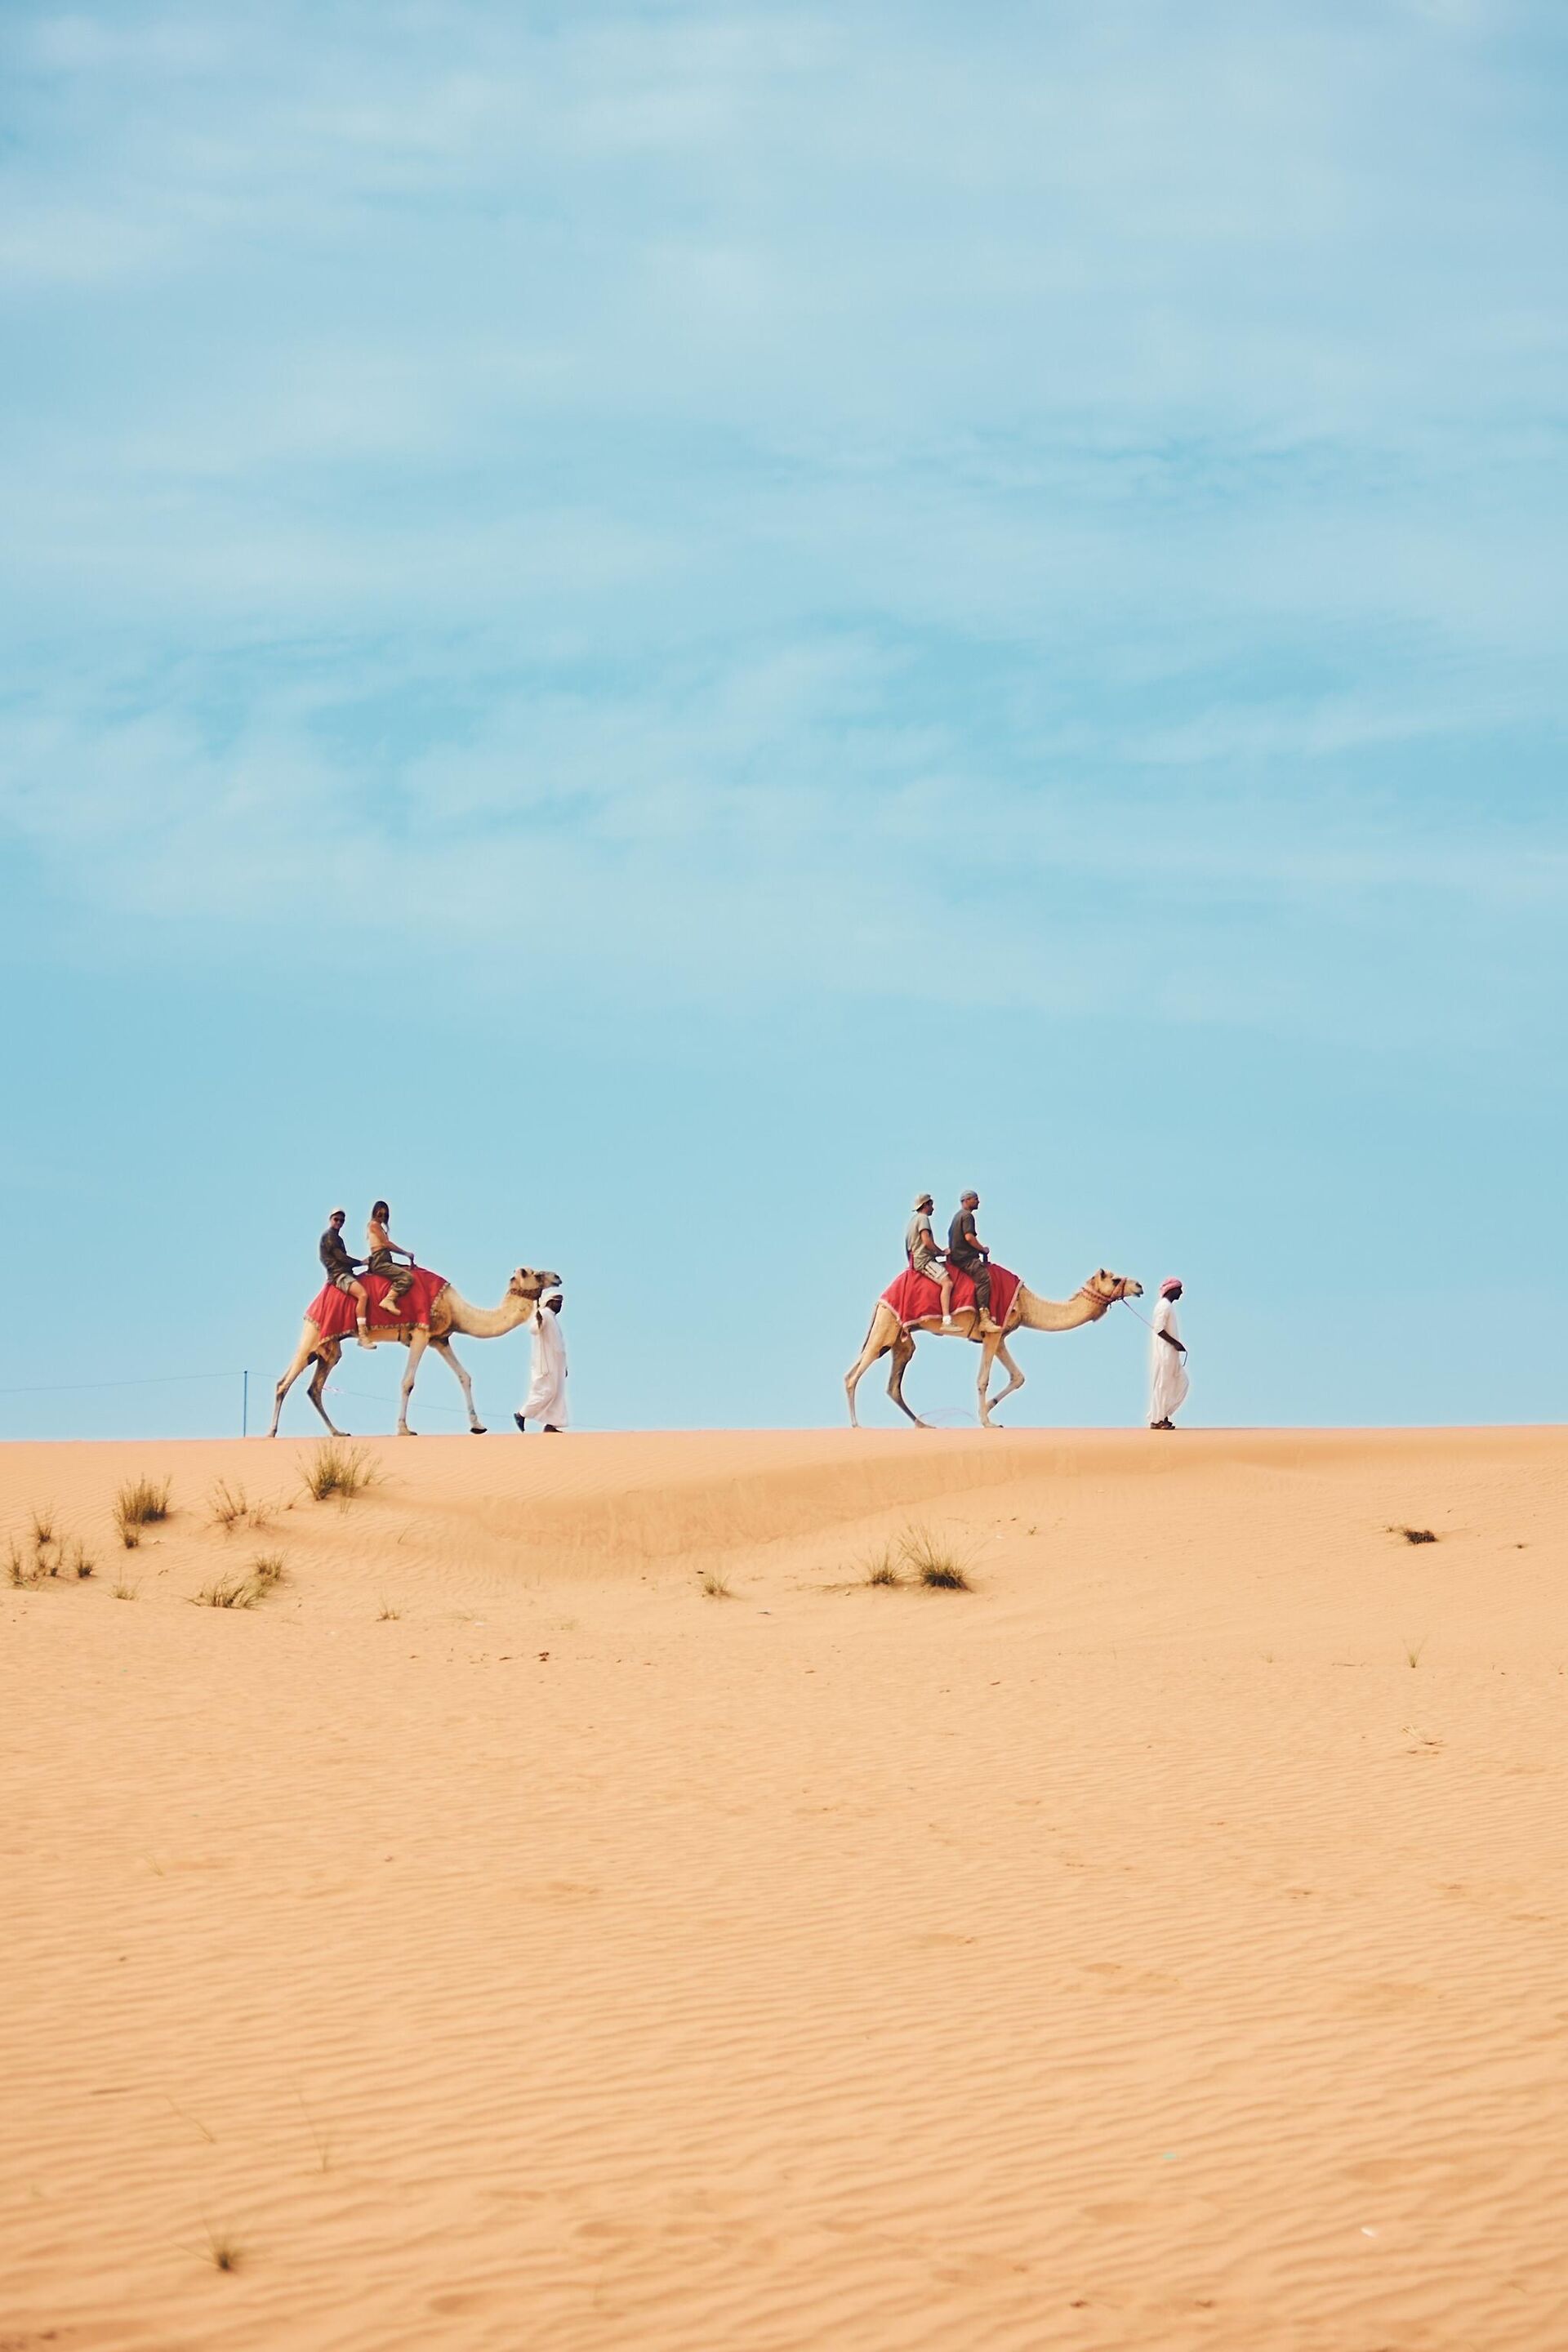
[{"x1": 2, "y1": 1426, "x2": 1565, "y2": 2350}]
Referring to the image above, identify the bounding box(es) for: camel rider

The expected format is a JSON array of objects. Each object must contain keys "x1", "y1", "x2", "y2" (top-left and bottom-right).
[
  {"x1": 947, "y1": 1190, "x2": 1000, "y2": 1335},
  {"x1": 319, "y1": 1209, "x2": 374, "y2": 1348},
  {"x1": 366, "y1": 1198, "x2": 416, "y2": 1320},
  {"x1": 904, "y1": 1192, "x2": 955, "y2": 1327}
]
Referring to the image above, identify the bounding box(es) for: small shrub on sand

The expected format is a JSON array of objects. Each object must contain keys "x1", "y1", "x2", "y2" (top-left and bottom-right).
[
  {"x1": 860, "y1": 1546, "x2": 902, "y2": 1588},
  {"x1": 376, "y1": 1599, "x2": 401, "y2": 1621},
  {"x1": 203, "y1": 2229, "x2": 246, "y2": 2273},
  {"x1": 900, "y1": 1526, "x2": 973, "y2": 1591},
  {"x1": 5, "y1": 1521, "x2": 93, "y2": 1586},
  {"x1": 193, "y1": 1574, "x2": 263, "y2": 1610},
  {"x1": 115, "y1": 1477, "x2": 172, "y2": 1548},
  {"x1": 699, "y1": 1570, "x2": 734, "y2": 1599},
  {"x1": 1392, "y1": 1526, "x2": 1438, "y2": 1545},
  {"x1": 195, "y1": 1552, "x2": 286, "y2": 1608},
  {"x1": 1405, "y1": 1635, "x2": 1429, "y2": 1668},
  {"x1": 113, "y1": 1578, "x2": 140, "y2": 1601},
  {"x1": 209, "y1": 1479, "x2": 250, "y2": 1531},
  {"x1": 301, "y1": 1441, "x2": 376, "y2": 1503}
]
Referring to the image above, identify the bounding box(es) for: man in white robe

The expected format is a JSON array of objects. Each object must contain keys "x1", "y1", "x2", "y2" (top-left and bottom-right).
[
  {"x1": 1149, "y1": 1276, "x2": 1189, "y2": 1430},
  {"x1": 514, "y1": 1286, "x2": 568, "y2": 1432}
]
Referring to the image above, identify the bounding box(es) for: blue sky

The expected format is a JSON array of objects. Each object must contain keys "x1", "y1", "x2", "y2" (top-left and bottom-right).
[{"x1": 2, "y1": 0, "x2": 1564, "y2": 1437}]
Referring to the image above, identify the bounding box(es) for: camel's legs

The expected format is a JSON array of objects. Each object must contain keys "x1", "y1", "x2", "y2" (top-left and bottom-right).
[
  {"x1": 975, "y1": 1330, "x2": 1008, "y2": 1427},
  {"x1": 268, "y1": 1343, "x2": 313, "y2": 1437},
  {"x1": 844, "y1": 1313, "x2": 898, "y2": 1428},
  {"x1": 844, "y1": 1341, "x2": 885, "y2": 1427},
  {"x1": 270, "y1": 1341, "x2": 344, "y2": 1437},
  {"x1": 884, "y1": 1329, "x2": 926, "y2": 1427},
  {"x1": 982, "y1": 1336, "x2": 1027, "y2": 1416},
  {"x1": 432, "y1": 1337, "x2": 487, "y2": 1433},
  {"x1": 398, "y1": 1328, "x2": 430, "y2": 1435},
  {"x1": 305, "y1": 1339, "x2": 345, "y2": 1435}
]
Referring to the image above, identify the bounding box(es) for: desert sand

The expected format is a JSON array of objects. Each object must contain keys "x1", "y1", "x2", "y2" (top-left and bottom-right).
[{"x1": 2, "y1": 1424, "x2": 1566, "y2": 2351}]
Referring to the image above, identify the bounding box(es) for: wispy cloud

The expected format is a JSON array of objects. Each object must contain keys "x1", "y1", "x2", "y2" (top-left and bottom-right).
[{"x1": 1, "y1": 0, "x2": 1565, "y2": 1059}]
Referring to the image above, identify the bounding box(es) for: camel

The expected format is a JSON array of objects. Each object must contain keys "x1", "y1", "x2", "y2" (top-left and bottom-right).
[
  {"x1": 844, "y1": 1267, "x2": 1143, "y2": 1429},
  {"x1": 268, "y1": 1267, "x2": 562, "y2": 1438}
]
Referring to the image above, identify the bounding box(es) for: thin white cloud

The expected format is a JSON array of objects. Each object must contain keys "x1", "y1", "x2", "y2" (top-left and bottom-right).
[{"x1": 0, "y1": 0, "x2": 1564, "y2": 1061}]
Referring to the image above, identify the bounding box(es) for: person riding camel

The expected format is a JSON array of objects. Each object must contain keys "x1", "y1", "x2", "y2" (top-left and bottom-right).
[
  {"x1": 366, "y1": 1198, "x2": 416, "y2": 1321},
  {"x1": 947, "y1": 1189, "x2": 1000, "y2": 1335},
  {"x1": 318, "y1": 1209, "x2": 374, "y2": 1348},
  {"x1": 904, "y1": 1192, "x2": 955, "y2": 1328}
]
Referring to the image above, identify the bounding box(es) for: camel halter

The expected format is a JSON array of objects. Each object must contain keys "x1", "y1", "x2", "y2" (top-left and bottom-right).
[{"x1": 1105, "y1": 1289, "x2": 1160, "y2": 1334}]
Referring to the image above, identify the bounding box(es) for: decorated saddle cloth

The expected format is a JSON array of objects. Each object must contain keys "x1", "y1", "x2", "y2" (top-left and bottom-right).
[
  {"x1": 306, "y1": 1263, "x2": 448, "y2": 1339},
  {"x1": 881, "y1": 1259, "x2": 1022, "y2": 1327}
]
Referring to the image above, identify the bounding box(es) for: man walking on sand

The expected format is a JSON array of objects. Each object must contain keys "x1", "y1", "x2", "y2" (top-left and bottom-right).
[
  {"x1": 514, "y1": 1286, "x2": 568, "y2": 1432},
  {"x1": 947, "y1": 1190, "x2": 1000, "y2": 1334},
  {"x1": 1149, "y1": 1276, "x2": 1190, "y2": 1430}
]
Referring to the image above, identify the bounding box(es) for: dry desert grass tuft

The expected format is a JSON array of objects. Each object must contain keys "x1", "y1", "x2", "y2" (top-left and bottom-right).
[
  {"x1": 114, "y1": 1476, "x2": 172, "y2": 1549},
  {"x1": 209, "y1": 1477, "x2": 272, "y2": 1534},
  {"x1": 192, "y1": 1553, "x2": 286, "y2": 1611},
  {"x1": 302, "y1": 1441, "x2": 377, "y2": 1503},
  {"x1": 900, "y1": 1526, "x2": 974, "y2": 1590},
  {"x1": 9, "y1": 1517, "x2": 96, "y2": 1587},
  {"x1": 193, "y1": 1575, "x2": 263, "y2": 1610}
]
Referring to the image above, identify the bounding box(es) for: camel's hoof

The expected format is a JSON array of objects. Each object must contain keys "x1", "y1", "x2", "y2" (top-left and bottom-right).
[{"x1": 470, "y1": 1424, "x2": 487, "y2": 1436}]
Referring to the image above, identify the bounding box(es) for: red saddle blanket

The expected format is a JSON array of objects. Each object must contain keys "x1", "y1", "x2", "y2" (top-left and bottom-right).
[
  {"x1": 881, "y1": 1259, "x2": 1022, "y2": 1327},
  {"x1": 306, "y1": 1264, "x2": 448, "y2": 1340}
]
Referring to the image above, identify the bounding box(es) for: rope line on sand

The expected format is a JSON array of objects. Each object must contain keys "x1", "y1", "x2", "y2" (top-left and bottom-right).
[
  {"x1": 1, "y1": 1368, "x2": 486, "y2": 1426},
  {"x1": 0, "y1": 1370, "x2": 243, "y2": 1396},
  {"x1": 323, "y1": 1382, "x2": 473, "y2": 1422}
]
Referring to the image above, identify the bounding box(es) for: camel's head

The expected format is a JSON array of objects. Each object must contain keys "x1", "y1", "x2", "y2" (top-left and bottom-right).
[
  {"x1": 510, "y1": 1267, "x2": 563, "y2": 1305},
  {"x1": 1085, "y1": 1267, "x2": 1142, "y2": 1308}
]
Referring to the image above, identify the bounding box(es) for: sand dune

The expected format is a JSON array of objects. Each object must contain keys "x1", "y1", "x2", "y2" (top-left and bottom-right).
[{"x1": 2, "y1": 1425, "x2": 1566, "y2": 2350}]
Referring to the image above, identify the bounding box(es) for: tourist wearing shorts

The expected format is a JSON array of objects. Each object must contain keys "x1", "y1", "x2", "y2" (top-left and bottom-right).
[
  {"x1": 318, "y1": 1209, "x2": 373, "y2": 1348},
  {"x1": 904, "y1": 1192, "x2": 955, "y2": 1327}
]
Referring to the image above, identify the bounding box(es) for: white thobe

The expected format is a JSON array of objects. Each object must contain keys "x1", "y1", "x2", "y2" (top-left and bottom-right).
[
  {"x1": 519, "y1": 1307, "x2": 569, "y2": 1428},
  {"x1": 1149, "y1": 1298, "x2": 1190, "y2": 1424}
]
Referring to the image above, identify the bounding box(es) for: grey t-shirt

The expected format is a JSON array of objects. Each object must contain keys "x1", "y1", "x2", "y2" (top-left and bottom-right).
[{"x1": 906, "y1": 1211, "x2": 937, "y2": 1262}]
